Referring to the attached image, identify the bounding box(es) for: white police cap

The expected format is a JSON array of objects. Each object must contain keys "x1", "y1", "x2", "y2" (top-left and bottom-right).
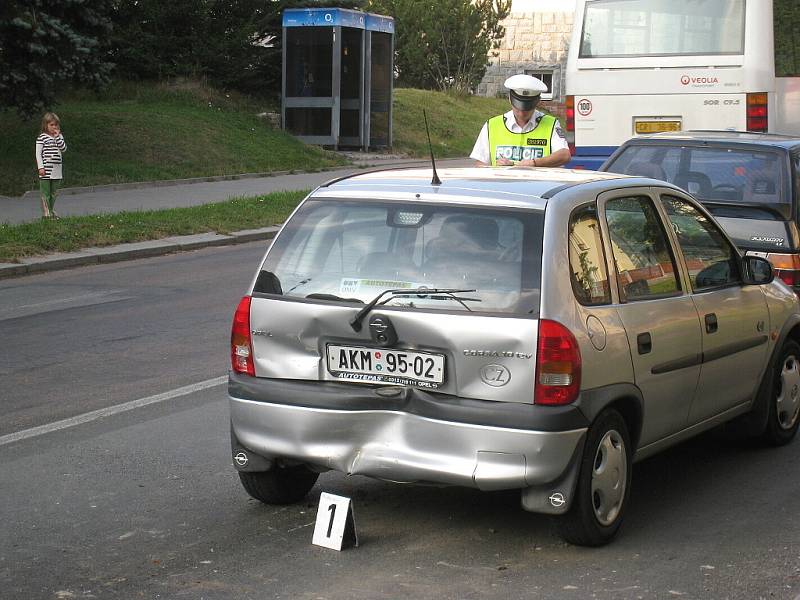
[{"x1": 504, "y1": 74, "x2": 548, "y2": 110}]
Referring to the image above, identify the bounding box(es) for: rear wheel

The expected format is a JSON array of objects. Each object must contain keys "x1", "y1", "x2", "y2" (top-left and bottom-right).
[
  {"x1": 762, "y1": 340, "x2": 800, "y2": 446},
  {"x1": 238, "y1": 465, "x2": 319, "y2": 505},
  {"x1": 557, "y1": 409, "x2": 632, "y2": 546}
]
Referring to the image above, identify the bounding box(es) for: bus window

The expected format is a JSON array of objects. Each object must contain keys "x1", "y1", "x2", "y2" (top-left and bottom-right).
[{"x1": 580, "y1": 0, "x2": 745, "y2": 58}]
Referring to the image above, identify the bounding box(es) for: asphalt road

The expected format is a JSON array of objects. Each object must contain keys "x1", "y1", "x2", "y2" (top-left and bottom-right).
[{"x1": 1, "y1": 244, "x2": 799, "y2": 599}]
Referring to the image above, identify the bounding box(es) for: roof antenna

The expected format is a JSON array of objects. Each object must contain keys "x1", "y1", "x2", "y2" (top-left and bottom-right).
[{"x1": 423, "y1": 109, "x2": 442, "y2": 186}]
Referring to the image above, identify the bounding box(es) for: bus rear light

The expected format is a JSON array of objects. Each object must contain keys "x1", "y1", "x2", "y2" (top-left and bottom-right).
[
  {"x1": 534, "y1": 320, "x2": 582, "y2": 405},
  {"x1": 565, "y1": 95, "x2": 575, "y2": 132},
  {"x1": 231, "y1": 296, "x2": 255, "y2": 376},
  {"x1": 766, "y1": 252, "x2": 800, "y2": 291},
  {"x1": 747, "y1": 93, "x2": 768, "y2": 132}
]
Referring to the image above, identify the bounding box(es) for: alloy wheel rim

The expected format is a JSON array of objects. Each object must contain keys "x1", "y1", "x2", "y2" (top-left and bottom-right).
[
  {"x1": 776, "y1": 354, "x2": 800, "y2": 430},
  {"x1": 591, "y1": 429, "x2": 627, "y2": 526}
]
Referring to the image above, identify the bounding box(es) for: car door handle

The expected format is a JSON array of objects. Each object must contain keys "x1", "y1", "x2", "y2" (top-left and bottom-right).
[
  {"x1": 705, "y1": 313, "x2": 718, "y2": 334},
  {"x1": 637, "y1": 332, "x2": 652, "y2": 355}
]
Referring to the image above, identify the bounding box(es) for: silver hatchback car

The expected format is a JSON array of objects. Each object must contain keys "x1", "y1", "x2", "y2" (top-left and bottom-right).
[{"x1": 228, "y1": 167, "x2": 800, "y2": 546}]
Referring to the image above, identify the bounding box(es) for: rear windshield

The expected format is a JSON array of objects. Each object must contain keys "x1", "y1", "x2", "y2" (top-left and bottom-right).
[
  {"x1": 605, "y1": 144, "x2": 789, "y2": 216},
  {"x1": 254, "y1": 199, "x2": 544, "y2": 316},
  {"x1": 580, "y1": 0, "x2": 745, "y2": 58}
]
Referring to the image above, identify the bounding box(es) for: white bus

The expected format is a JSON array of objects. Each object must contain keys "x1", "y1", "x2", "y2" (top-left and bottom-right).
[{"x1": 565, "y1": 0, "x2": 800, "y2": 169}]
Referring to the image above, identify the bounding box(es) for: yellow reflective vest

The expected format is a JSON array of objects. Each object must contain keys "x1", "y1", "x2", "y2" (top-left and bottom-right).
[{"x1": 487, "y1": 113, "x2": 556, "y2": 166}]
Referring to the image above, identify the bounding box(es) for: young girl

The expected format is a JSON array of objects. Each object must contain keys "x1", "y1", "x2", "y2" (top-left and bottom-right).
[{"x1": 35, "y1": 112, "x2": 67, "y2": 219}]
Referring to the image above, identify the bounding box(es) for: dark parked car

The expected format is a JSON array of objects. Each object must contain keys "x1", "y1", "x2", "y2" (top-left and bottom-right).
[
  {"x1": 228, "y1": 166, "x2": 800, "y2": 546},
  {"x1": 601, "y1": 131, "x2": 800, "y2": 292}
]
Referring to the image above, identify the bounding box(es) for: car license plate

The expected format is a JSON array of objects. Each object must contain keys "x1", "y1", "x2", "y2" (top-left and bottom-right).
[
  {"x1": 634, "y1": 120, "x2": 682, "y2": 134},
  {"x1": 326, "y1": 344, "x2": 445, "y2": 388}
]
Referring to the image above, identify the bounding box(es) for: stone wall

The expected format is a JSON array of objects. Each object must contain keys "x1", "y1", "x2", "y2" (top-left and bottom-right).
[{"x1": 477, "y1": 11, "x2": 574, "y2": 122}]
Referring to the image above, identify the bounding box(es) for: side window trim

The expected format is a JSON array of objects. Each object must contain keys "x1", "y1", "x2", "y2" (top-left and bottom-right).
[{"x1": 596, "y1": 187, "x2": 686, "y2": 304}]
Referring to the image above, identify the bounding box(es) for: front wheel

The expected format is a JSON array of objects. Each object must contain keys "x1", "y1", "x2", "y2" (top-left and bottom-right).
[
  {"x1": 238, "y1": 465, "x2": 319, "y2": 505},
  {"x1": 762, "y1": 340, "x2": 800, "y2": 446},
  {"x1": 557, "y1": 409, "x2": 632, "y2": 546}
]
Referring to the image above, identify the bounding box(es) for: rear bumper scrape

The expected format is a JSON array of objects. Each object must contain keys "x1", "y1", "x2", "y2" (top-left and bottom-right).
[{"x1": 228, "y1": 373, "x2": 588, "y2": 492}]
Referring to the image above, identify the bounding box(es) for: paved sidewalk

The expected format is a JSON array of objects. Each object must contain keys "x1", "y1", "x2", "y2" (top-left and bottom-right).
[
  {"x1": 0, "y1": 157, "x2": 470, "y2": 225},
  {"x1": 0, "y1": 156, "x2": 472, "y2": 280}
]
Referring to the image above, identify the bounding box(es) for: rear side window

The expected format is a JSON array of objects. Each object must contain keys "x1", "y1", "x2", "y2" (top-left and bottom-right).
[
  {"x1": 255, "y1": 199, "x2": 544, "y2": 315},
  {"x1": 661, "y1": 195, "x2": 741, "y2": 290},
  {"x1": 569, "y1": 205, "x2": 611, "y2": 305},
  {"x1": 606, "y1": 144, "x2": 787, "y2": 207},
  {"x1": 604, "y1": 196, "x2": 681, "y2": 301}
]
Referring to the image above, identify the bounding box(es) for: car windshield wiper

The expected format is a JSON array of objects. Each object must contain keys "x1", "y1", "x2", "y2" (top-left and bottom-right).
[
  {"x1": 349, "y1": 288, "x2": 478, "y2": 332},
  {"x1": 305, "y1": 293, "x2": 364, "y2": 303}
]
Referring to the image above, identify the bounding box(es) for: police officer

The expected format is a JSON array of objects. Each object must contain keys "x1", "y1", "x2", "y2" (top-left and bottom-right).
[{"x1": 470, "y1": 74, "x2": 571, "y2": 168}]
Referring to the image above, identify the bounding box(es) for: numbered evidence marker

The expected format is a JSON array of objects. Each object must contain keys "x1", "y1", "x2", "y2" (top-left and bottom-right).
[{"x1": 312, "y1": 492, "x2": 358, "y2": 551}]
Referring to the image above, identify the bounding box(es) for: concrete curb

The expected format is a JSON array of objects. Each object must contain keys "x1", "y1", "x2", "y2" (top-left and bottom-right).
[{"x1": 0, "y1": 226, "x2": 280, "y2": 280}]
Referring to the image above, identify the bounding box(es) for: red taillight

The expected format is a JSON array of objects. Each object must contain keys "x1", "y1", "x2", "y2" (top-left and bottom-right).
[
  {"x1": 231, "y1": 296, "x2": 255, "y2": 376},
  {"x1": 766, "y1": 253, "x2": 800, "y2": 291},
  {"x1": 534, "y1": 320, "x2": 582, "y2": 405},
  {"x1": 747, "y1": 93, "x2": 768, "y2": 132},
  {"x1": 565, "y1": 95, "x2": 575, "y2": 132}
]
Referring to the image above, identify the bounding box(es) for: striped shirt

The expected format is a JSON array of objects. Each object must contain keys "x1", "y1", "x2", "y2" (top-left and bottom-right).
[{"x1": 35, "y1": 133, "x2": 67, "y2": 180}]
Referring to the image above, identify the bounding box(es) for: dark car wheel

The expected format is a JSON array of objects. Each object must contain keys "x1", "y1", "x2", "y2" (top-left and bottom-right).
[
  {"x1": 762, "y1": 340, "x2": 800, "y2": 446},
  {"x1": 238, "y1": 465, "x2": 320, "y2": 505},
  {"x1": 557, "y1": 409, "x2": 632, "y2": 546}
]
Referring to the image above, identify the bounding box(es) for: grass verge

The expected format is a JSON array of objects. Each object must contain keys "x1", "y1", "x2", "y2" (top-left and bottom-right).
[
  {"x1": 0, "y1": 190, "x2": 307, "y2": 263},
  {"x1": 1, "y1": 81, "x2": 513, "y2": 196},
  {"x1": 392, "y1": 88, "x2": 511, "y2": 158},
  {"x1": 0, "y1": 81, "x2": 345, "y2": 197}
]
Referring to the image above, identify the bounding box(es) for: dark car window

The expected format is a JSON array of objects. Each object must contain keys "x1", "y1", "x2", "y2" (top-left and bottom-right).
[
  {"x1": 255, "y1": 199, "x2": 544, "y2": 316},
  {"x1": 606, "y1": 144, "x2": 788, "y2": 208},
  {"x1": 794, "y1": 153, "x2": 800, "y2": 204},
  {"x1": 661, "y1": 195, "x2": 741, "y2": 291},
  {"x1": 604, "y1": 196, "x2": 681, "y2": 301}
]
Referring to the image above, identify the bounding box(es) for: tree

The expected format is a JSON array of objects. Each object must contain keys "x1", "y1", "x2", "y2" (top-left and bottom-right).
[
  {"x1": 367, "y1": 0, "x2": 510, "y2": 93},
  {"x1": 0, "y1": 1, "x2": 114, "y2": 118},
  {"x1": 110, "y1": 0, "x2": 367, "y2": 97},
  {"x1": 774, "y1": 0, "x2": 800, "y2": 76}
]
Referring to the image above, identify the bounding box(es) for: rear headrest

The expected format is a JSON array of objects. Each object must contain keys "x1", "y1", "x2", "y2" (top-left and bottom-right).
[
  {"x1": 438, "y1": 215, "x2": 500, "y2": 250},
  {"x1": 626, "y1": 161, "x2": 666, "y2": 181}
]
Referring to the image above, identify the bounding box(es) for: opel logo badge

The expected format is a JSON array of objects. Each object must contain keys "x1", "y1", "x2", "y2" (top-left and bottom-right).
[
  {"x1": 234, "y1": 452, "x2": 248, "y2": 467},
  {"x1": 549, "y1": 492, "x2": 566, "y2": 508},
  {"x1": 369, "y1": 318, "x2": 389, "y2": 334}
]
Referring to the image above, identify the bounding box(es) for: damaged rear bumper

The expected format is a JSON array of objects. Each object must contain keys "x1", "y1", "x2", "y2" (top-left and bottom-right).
[{"x1": 228, "y1": 372, "x2": 588, "y2": 496}]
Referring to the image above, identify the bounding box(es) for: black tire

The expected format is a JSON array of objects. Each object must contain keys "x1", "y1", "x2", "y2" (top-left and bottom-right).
[
  {"x1": 761, "y1": 340, "x2": 800, "y2": 447},
  {"x1": 238, "y1": 465, "x2": 319, "y2": 505},
  {"x1": 557, "y1": 409, "x2": 632, "y2": 546}
]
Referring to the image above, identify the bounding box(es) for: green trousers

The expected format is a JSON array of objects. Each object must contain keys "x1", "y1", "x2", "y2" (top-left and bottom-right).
[{"x1": 39, "y1": 179, "x2": 60, "y2": 215}]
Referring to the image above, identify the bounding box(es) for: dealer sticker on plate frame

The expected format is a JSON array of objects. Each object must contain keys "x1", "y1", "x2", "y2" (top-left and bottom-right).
[{"x1": 326, "y1": 344, "x2": 445, "y2": 389}]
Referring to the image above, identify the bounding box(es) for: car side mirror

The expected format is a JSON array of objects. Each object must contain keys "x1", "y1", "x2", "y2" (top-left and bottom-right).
[{"x1": 741, "y1": 255, "x2": 774, "y2": 285}]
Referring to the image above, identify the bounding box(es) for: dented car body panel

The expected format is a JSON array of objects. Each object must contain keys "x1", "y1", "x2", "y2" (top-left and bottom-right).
[{"x1": 229, "y1": 166, "x2": 800, "y2": 536}]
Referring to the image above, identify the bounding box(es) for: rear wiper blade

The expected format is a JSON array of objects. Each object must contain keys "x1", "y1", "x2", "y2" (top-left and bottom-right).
[
  {"x1": 305, "y1": 293, "x2": 364, "y2": 303},
  {"x1": 349, "y1": 288, "x2": 477, "y2": 332}
]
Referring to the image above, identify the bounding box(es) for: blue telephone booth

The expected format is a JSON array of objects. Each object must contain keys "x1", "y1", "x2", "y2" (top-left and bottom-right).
[{"x1": 282, "y1": 8, "x2": 394, "y2": 150}]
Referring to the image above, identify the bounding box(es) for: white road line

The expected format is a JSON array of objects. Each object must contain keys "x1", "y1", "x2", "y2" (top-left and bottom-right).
[{"x1": 0, "y1": 375, "x2": 227, "y2": 447}]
